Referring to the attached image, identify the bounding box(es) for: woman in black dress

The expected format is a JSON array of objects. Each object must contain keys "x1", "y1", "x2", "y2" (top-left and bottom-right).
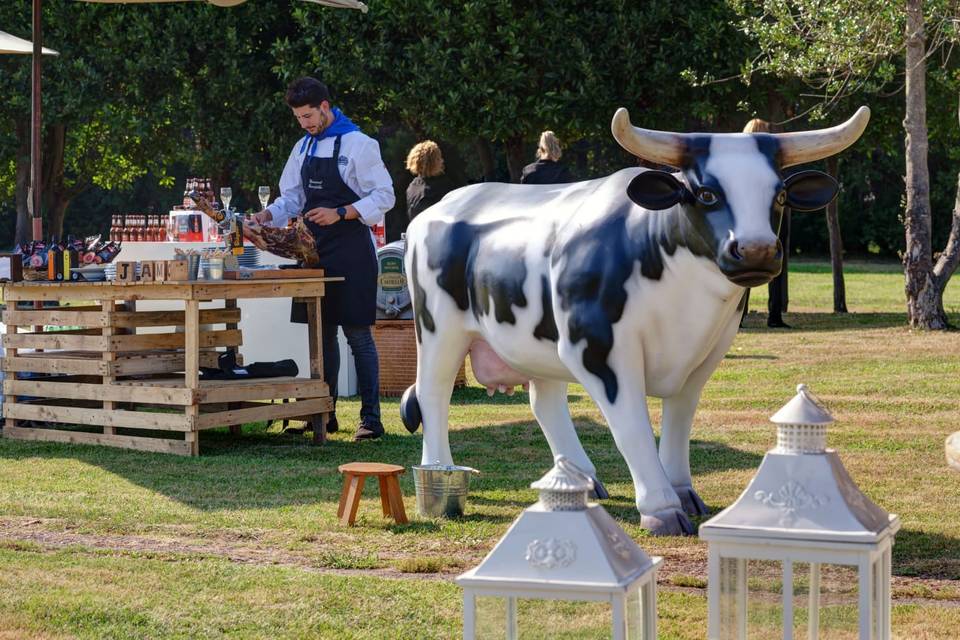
[
  {"x1": 405, "y1": 141, "x2": 454, "y2": 221},
  {"x1": 520, "y1": 130, "x2": 573, "y2": 185}
]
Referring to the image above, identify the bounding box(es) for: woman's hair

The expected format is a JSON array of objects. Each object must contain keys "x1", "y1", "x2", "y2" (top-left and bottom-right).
[
  {"x1": 536, "y1": 131, "x2": 562, "y2": 161},
  {"x1": 742, "y1": 118, "x2": 771, "y2": 133},
  {"x1": 285, "y1": 77, "x2": 332, "y2": 109},
  {"x1": 405, "y1": 140, "x2": 445, "y2": 177}
]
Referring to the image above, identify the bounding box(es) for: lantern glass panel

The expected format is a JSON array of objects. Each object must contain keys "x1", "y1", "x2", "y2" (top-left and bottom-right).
[
  {"x1": 806, "y1": 563, "x2": 863, "y2": 639},
  {"x1": 474, "y1": 595, "x2": 646, "y2": 639},
  {"x1": 722, "y1": 559, "x2": 867, "y2": 639},
  {"x1": 718, "y1": 557, "x2": 747, "y2": 638},
  {"x1": 626, "y1": 587, "x2": 647, "y2": 640},
  {"x1": 743, "y1": 559, "x2": 783, "y2": 631},
  {"x1": 474, "y1": 596, "x2": 509, "y2": 640}
]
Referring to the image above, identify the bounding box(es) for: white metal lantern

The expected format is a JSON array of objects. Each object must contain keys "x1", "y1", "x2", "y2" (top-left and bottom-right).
[
  {"x1": 700, "y1": 384, "x2": 900, "y2": 640},
  {"x1": 456, "y1": 455, "x2": 662, "y2": 639}
]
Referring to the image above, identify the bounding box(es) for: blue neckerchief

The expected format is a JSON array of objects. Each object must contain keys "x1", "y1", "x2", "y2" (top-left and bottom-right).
[{"x1": 299, "y1": 108, "x2": 361, "y2": 156}]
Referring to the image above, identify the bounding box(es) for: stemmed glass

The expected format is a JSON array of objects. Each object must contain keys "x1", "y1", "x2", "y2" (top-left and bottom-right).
[
  {"x1": 220, "y1": 187, "x2": 233, "y2": 213},
  {"x1": 258, "y1": 186, "x2": 271, "y2": 210}
]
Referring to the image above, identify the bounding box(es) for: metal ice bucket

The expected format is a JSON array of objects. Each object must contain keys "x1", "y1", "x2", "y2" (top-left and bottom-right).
[{"x1": 412, "y1": 464, "x2": 480, "y2": 518}]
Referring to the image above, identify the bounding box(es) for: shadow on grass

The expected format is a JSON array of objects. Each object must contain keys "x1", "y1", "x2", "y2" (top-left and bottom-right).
[
  {"x1": 452, "y1": 385, "x2": 529, "y2": 405},
  {"x1": 448, "y1": 385, "x2": 583, "y2": 406},
  {"x1": 892, "y1": 528, "x2": 960, "y2": 580},
  {"x1": 739, "y1": 312, "x2": 907, "y2": 332},
  {"x1": 0, "y1": 409, "x2": 761, "y2": 522},
  {"x1": 8, "y1": 418, "x2": 952, "y2": 579}
]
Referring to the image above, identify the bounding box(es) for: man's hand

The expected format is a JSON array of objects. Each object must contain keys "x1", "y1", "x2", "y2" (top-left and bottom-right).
[
  {"x1": 304, "y1": 207, "x2": 340, "y2": 226},
  {"x1": 252, "y1": 210, "x2": 273, "y2": 225}
]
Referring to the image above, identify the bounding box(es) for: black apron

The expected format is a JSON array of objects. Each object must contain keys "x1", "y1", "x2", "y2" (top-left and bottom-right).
[{"x1": 291, "y1": 135, "x2": 378, "y2": 326}]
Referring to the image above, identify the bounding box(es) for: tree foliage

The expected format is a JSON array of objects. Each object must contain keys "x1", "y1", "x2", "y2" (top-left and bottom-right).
[
  {"x1": 0, "y1": 0, "x2": 950, "y2": 276},
  {"x1": 273, "y1": 0, "x2": 777, "y2": 179},
  {"x1": 730, "y1": 0, "x2": 960, "y2": 328}
]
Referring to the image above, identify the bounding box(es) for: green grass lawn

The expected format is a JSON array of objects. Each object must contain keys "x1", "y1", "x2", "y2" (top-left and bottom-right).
[{"x1": 1, "y1": 260, "x2": 959, "y2": 638}]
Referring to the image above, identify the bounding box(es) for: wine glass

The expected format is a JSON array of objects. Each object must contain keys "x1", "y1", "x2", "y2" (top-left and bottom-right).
[
  {"x1": 220, "y1": 187, "x2": 233, "y2": 213},
  {"x1": 258, "y1": 186, "x2": 271, "y2": 210}
]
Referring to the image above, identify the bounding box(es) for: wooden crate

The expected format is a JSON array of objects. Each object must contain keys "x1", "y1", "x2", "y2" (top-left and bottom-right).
[
  {"x1": 372, "y1": 319, "x2": 466, "y2": 396},
  {"x1": 1, "y1": 278, "x2": 338, "y2": 455}
]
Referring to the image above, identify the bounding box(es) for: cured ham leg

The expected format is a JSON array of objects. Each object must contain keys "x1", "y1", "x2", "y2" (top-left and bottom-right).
[
  {"x1": 242, "y1": 219, "x2": 321, "y2": 267},
  {"x1": 191, "y1": 191, "x2": 321, "y2": 267}
]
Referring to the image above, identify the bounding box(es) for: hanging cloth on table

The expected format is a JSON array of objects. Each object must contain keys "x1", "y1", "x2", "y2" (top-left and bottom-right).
[
  {"x1": 290, "y1": 134, "x2": 377, "y2": 326},
  {"x1": 199, "y1": 351, "x2": 299, "y2": 380}
]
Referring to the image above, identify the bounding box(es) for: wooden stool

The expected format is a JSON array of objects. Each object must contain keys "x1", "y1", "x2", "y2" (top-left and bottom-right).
[{"x1": 337, "y1": 462, "x2": 408, "y2": 526}]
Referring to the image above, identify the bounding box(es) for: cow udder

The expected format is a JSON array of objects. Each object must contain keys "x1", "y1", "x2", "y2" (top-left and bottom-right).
[{"x1": 468, "y1": 339, "x2": 530, "y2": 396}]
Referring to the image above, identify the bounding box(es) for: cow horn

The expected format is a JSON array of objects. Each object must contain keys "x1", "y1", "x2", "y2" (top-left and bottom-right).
[
  {"x1": 776, "y1": 106, "x2": 870, "y2": 168},
  {"x1": 611, "y1": 108, "x2": 686, "y2": 168}
]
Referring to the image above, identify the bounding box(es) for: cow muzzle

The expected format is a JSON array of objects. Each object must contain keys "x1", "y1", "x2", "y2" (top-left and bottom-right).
[{"x1": 718, "y1": 237, "x2": 782, "y2": 287}]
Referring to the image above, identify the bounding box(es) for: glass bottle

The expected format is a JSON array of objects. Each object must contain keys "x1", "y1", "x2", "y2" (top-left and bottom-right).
[{"x1": 64, "y1": 235, "x2": 78, "y2": 280}]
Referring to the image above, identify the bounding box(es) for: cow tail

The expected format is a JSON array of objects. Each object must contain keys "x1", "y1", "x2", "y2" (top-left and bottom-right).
[{"x1": 400, "y1": 384, "x2": 422, "y2": 433}]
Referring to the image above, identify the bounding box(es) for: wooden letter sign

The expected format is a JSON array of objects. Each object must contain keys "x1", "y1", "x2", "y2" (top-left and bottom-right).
[
  {"x1": 116, "y1": 261, "x2": 137, "y2": 282},
  {"x1": 166, "y1": 260, "x2": 189, "y2": 281}
]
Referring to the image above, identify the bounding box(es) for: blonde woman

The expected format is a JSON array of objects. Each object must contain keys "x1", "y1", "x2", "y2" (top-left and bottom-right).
[
  {"x1": 742, "y1": 118, "x2": 771, "y2": 134},
  {"x1": 405, "y1": 140, "x2": 454, "y2": 221},
  {"x1": 520, "y1": 130, "x2": 573, "y2": 184}
]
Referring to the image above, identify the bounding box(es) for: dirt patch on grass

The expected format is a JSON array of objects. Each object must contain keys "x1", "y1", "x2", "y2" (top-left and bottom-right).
[{"x1": 2, "y1": 516, "x2": 957, "y2": 605}]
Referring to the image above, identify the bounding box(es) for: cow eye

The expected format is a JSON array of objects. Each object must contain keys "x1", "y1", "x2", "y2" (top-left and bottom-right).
[
  {"x1": 776, "y1": 190, "x2": 787, "y2": 206},
  {"x1": 696, "y1": 188, "x2": 719, "y2": 206}
]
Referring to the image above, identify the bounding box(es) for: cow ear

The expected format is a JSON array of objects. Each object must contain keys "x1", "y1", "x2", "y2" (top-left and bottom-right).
[
  {"x1": 784, "y1": 170, "x2": 839, "y2": 211},
  {"x1": 626, "y1": 171, "x2": 688, "y2": 210}
]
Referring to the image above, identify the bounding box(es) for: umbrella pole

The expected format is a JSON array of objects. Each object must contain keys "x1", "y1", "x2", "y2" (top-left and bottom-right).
[{"x1": 31, "y1": 0, "x2": 43, "y2": 242}]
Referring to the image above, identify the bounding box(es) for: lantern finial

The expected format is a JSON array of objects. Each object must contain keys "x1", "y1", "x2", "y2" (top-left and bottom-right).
[
  {"x1": 531, "y1": 455, "x2": 594, "y2": 511},
  {"x1": 770, "y1": 383, "x2": 834, "y2": 454}
]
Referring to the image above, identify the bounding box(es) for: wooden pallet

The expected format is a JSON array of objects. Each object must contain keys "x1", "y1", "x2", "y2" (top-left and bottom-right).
[{"x1": 1, "y1": 278, "x2": 338, "y2": 455}]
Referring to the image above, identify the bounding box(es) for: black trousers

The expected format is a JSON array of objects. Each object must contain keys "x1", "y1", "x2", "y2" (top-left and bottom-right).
[{"x1": 740, "y1": 210, "x2": 790, "y2": 326}]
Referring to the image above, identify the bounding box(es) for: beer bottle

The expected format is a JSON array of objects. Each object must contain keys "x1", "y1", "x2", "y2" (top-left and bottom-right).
[{"x1": 231, "y1": 216, "x2": 244, "y2": 255}]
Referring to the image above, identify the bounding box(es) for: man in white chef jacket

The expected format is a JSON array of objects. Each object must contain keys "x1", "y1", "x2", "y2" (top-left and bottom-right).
[{"x1": 254, "y1": 77, "x2": 395, "y2": 441}]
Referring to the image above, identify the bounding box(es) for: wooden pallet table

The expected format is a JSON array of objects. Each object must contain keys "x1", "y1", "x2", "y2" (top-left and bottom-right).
[{"x1": 1, "y1": 276, "x2": 341, "y2": 456}]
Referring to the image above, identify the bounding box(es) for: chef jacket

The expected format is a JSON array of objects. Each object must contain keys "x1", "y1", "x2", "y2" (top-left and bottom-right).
[{"x1": 266, "y1": 130, "x2": 395, "y2": 240}]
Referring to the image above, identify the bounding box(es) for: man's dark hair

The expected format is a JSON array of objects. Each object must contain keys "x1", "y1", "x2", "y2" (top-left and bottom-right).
[{"x1": 285, "y1": 77, "x2": 332, "y2": 109}]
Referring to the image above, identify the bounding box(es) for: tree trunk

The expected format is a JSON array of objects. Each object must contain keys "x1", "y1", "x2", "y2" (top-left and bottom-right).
[
  {"x1": 43, "y1": 124, "x2": 70, "y2": 239},
  {"x1": 903, "y1": 0, "x2": 947, "y2": 328},
  {"x1": 932, "y1": 170, "x2": 960, "y2": 315},
  {"x1": 14, "y1": 117, "x2": 31, "y2": 247},
  {"x1": 504, "y1": 135, "x2": 526, "y2": 183},
  {"x1": 475, "y1": 138, "x2": 497, "y2": 182},
  {"x1": 825, "y1": 156, "x2": 848, "y2": 313}
]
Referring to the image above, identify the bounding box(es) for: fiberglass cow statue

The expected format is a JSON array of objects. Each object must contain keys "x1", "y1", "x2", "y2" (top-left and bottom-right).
[{"x1": 401, "y1": 106, "x2": 869, "y2": 535}]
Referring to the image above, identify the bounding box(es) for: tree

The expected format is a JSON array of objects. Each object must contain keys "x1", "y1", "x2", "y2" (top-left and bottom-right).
[
  {"x1": 0, "y1": 3, "x2": 188, "y2": 244},
  {"x1": 274, "y1": 0, "x2": 777, "y2": 182},
  {"x1": 0, "y1": 2, "x2": 331, "y2": 243},
  {"x1": 732, "y1": 0, "x2": 960, "y2": 328},
  {"x1": 166, "y1": 1, "x2": 314, "y2": 208}
]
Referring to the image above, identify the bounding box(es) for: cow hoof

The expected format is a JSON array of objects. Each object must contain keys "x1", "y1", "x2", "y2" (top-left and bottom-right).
[
  {"x1": 400, "y1": 385, "x2": 422, "y2": 433},
  {"x1": 589, "y1": 475, "x2": 609, "y2": 500},
  {"x1": 674, "y1": 485, "x2": 710, "y2": 517},
  {"x1": 640, "y1": 509, "x2": 695, "y2": 536}
]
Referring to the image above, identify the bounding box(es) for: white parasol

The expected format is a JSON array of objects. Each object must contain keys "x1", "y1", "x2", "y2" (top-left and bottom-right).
[
  {"x1": 76, "y1": 0, "x2": 368, "y2": 12},
  {"x1": 0, "y1": 29, "x2": 59, "y2": 55}
]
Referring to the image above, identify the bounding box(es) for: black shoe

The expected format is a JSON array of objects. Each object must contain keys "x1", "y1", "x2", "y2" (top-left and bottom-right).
[
  {"x1": 326, "y1": 416, "x2": 339, "y2": 434},
  {"x1": 353, "y1": 422, "x2": 384, "y2": 441},
  {"x1": 767, "y1": 319, "x2": 791, "y2": 328}
]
